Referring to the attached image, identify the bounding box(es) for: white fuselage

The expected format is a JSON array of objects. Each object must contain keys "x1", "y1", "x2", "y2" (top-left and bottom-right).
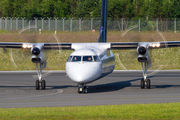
[{"x1": 65, "y1": 43, "x2": 115, "y2": 84}]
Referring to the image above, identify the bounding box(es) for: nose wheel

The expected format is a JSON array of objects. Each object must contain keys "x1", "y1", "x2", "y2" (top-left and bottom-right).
[{"x1": 78, "y1": 84, "x2": 88, "y2": 94}]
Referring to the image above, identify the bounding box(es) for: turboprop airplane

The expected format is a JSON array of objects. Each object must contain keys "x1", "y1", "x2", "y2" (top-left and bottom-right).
[{"x1": 1, "y1": 0, "x2": 180, "y2": 93}]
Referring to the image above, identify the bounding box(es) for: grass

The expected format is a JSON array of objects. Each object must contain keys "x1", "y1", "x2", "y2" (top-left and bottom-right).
[
  {"x1": 0, "y1": 103, "x2": 180, "y2": 120},
  {"x1": 1, "y1": 31, "x2": 180, "y2": 70}
]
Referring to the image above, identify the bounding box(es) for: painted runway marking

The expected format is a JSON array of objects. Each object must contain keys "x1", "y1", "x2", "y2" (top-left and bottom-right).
[{"x1": 0, "y1": 89, "x2": 63, "y2": 100}]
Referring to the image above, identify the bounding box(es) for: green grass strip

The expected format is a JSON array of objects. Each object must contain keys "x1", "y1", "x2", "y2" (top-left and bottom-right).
[{"x1": 0, "y1": 103, "x2": 180, "y2": 120}]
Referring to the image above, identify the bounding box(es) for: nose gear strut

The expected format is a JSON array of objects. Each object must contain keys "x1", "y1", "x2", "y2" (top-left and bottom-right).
[
  {"x1": 141, "y1": 62, "x2": 151, "y2": 89},
  {"x1": 35, "y1": 62, "x2": 46, "y2": 90}
]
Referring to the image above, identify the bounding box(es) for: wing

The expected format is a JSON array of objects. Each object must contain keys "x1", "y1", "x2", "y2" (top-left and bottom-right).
[
  {"x1": 0, "y1": 42, "x2": 23, "y2": 48},
  {"x1": 0, "y1": 42, "x2": 73, "y2": 50},
  {"x1": 1, "y1": 41, "x2": 180, "y2": 50},
  {"x1": 152, "y1": 41, "x2": 180, "y2": 48},
  {"x1": 43, "y1": 43, "x2": 73, "y2": 50},
  {"x1": 110, "y1": 41, "x2": 180, "y2": 50},
  {"x1": 110, "y1": 42, "x2": 139, "y2": 49}
]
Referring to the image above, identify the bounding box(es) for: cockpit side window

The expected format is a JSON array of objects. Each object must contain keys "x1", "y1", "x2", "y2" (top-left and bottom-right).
[
  {"x1": 72, "y1": 56, "x2": 81, "y2": 62},
  {"x1": 93, "y1": 56, "x2": 100, "y2": 62},
  {"x1": 67, "y1": 56, "x2": 72, "y2": 62},
  {"x1": 83, "y1": 56, "x2": 93, "y2": 62}
]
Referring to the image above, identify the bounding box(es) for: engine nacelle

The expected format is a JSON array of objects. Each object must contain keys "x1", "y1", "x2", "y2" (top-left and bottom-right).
[
  {"x1": 137, "y1": 42, "x2": 152, "y2": 63},
  {"x1": 31, "y1": 43, "x2": 48, "y2": 63}
]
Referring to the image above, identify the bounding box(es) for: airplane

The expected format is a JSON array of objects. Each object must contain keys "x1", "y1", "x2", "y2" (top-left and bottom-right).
[{"x1": 1, "y1": 0, "x2": 180, "y2": 93}]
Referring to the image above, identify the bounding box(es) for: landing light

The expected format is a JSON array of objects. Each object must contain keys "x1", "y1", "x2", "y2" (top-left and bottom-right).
[
  {"x1": 150, "y1": 43, "x2": 160, "y2": 48},
  {"x1": 22, "y1": 44, "x2": 32, "y2": 49},
  {"x1": 156, "y1": 43, "x2": 160, "y2": 47}
]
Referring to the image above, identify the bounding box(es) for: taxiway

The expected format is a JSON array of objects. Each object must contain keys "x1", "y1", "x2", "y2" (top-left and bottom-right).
[{"x1": 0, "y1": 71, "x2": 180, "y2": 108}]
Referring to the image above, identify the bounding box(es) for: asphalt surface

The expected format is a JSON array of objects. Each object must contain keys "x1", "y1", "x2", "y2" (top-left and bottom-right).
[{"x1": 0, "y1": 70, "x2": 180, "y2": 108}]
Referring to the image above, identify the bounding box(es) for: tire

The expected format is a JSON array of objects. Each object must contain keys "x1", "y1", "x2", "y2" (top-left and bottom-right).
[
  {"x1": 147, "y1": 79, "x2": 151, "y2": 89},
  {"x1": 83, "y1": 87, "x2": 87, "y2": 94},
  {"x1": 78, "y1": 87, "x2": 83, "y2": 94},
  {"x1": 141, "y1": 79, "x2": 145, "y2": 89},
  {"x1": 36, "y1": 80, "x2": 39, "y2": 90},
  {"x1": 42, "y1": 80, "x2": 46, "y2": 90}
]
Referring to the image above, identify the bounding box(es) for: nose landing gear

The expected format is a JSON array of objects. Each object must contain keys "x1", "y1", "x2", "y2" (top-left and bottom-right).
[
  {"x1": 35, "y1": 63, "x2": 46, "y2": 90},
  {"x1": 78, "y1": 84, "x2": 88, "y2": 94},
  {"x1": 141, "y1": 62, "x2": 151, "y2": 89}
]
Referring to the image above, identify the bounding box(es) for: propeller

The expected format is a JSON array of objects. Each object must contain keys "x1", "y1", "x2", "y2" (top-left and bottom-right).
[
  {"x1": 9, "y1": 26, "x2": 64, "y2": 72},
  {"x1": 117, "y1": 30, "x2": 168, "y2": 70}
]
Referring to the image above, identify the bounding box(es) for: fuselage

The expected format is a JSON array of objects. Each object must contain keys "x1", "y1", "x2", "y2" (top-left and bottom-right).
[{"x1": 66, "y1": 43, "x2": 115, "y2": 84}]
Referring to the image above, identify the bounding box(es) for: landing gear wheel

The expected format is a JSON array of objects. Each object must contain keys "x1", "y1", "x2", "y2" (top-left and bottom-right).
[
  {"x1": 147, "y1": 79, "x2": 151, "y2": 89},
  {"x1": 141, "y1": 79, "x2": 145, "y2": 89},
  {"x1": 83, "y1": 87, "x2": 88, "y2": 94},
  {"x1": 78, "y1": 87, "x2": 83, "y2": 94},
  {"x1": 42, "y1": 80, "x2": 46, "y2": 90},
  {"x1": 36, "y1": 80, "x2": 40, "y2": 90}
]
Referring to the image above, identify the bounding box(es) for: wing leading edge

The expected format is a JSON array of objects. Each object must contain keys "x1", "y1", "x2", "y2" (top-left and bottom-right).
[
  {"x1": 1, "y1": 41, "x2": 180, "y2": 50},
  {"x1": 43, "y1": 43, "x2": 73, "y2": 50},
  {"x1": 0, "y1": 42, "x2": 73, "y2": 50},
  {"x1": 110, "y1": 41, "x2": 180, "y2": 50},
  {"x1": 0, "y1": 42, "x2": 23, "y2": 48}
]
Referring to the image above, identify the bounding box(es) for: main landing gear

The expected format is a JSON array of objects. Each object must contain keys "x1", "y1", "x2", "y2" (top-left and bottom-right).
[
  {"x1": 35, "y1": 63, "x2": 46, "y2": 90},
  {"x1": 78, "y1": 84, "x2": 87, "y2": 94},
  {"x1": 141, "y1": 62, "x2": 151, "y2": 89}
]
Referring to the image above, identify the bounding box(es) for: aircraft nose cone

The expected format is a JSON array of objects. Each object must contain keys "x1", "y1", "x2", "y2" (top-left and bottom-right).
[{"x1": 66, "y1": 62, "x2": 101, "y2": 83}]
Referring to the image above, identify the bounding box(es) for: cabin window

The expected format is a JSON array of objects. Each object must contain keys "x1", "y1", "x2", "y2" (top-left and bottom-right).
[
  {"x1": 72, "y1": 56, "x2": 81, "y2": 62},
  {"x1": 83, "y1": 56, "x2": 93, "y2": 62},
  {"x1": 67, "y1": 56, "x2": 72, "y2": 62}
]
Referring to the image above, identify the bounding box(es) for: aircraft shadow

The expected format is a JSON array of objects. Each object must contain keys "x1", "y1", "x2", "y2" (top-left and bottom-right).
[
  {"x1": 50, "y1": 85, "x2": 75, "y2": 89},
  {"x1": 87, "y1": 78, "x2": 141, "y2": 93},
  {"x1": 1, "y1": 76, "x2": 180, "y2": 93},
  {"x1": 151, "y1": 85, "x2": 180, "y2": 89},
  {"x1": 87, "y1": 76, "x2": 180, "y2": 93}
]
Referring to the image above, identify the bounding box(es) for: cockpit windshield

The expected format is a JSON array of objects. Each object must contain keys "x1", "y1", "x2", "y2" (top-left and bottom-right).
[
  {"x1": 67, "y1": 56, "x2": 72, "y2": 62},
  {"x1": 83, "y1": 56, "x2": 93, "y2": 62},
  {"x1": 93, "y1": 56, "x2": 100, "y2": 62},
  {"x1": 67, "y1": 55, "x2": 100, "y2": 62},
  {"x1": 72, "y1": 56, "x2": 81, "y2": 62}
]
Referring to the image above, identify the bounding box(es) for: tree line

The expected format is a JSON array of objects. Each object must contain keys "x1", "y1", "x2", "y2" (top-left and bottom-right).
[{"x1": 0, "y1": 0, "x2": 180, "y2": 19}]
